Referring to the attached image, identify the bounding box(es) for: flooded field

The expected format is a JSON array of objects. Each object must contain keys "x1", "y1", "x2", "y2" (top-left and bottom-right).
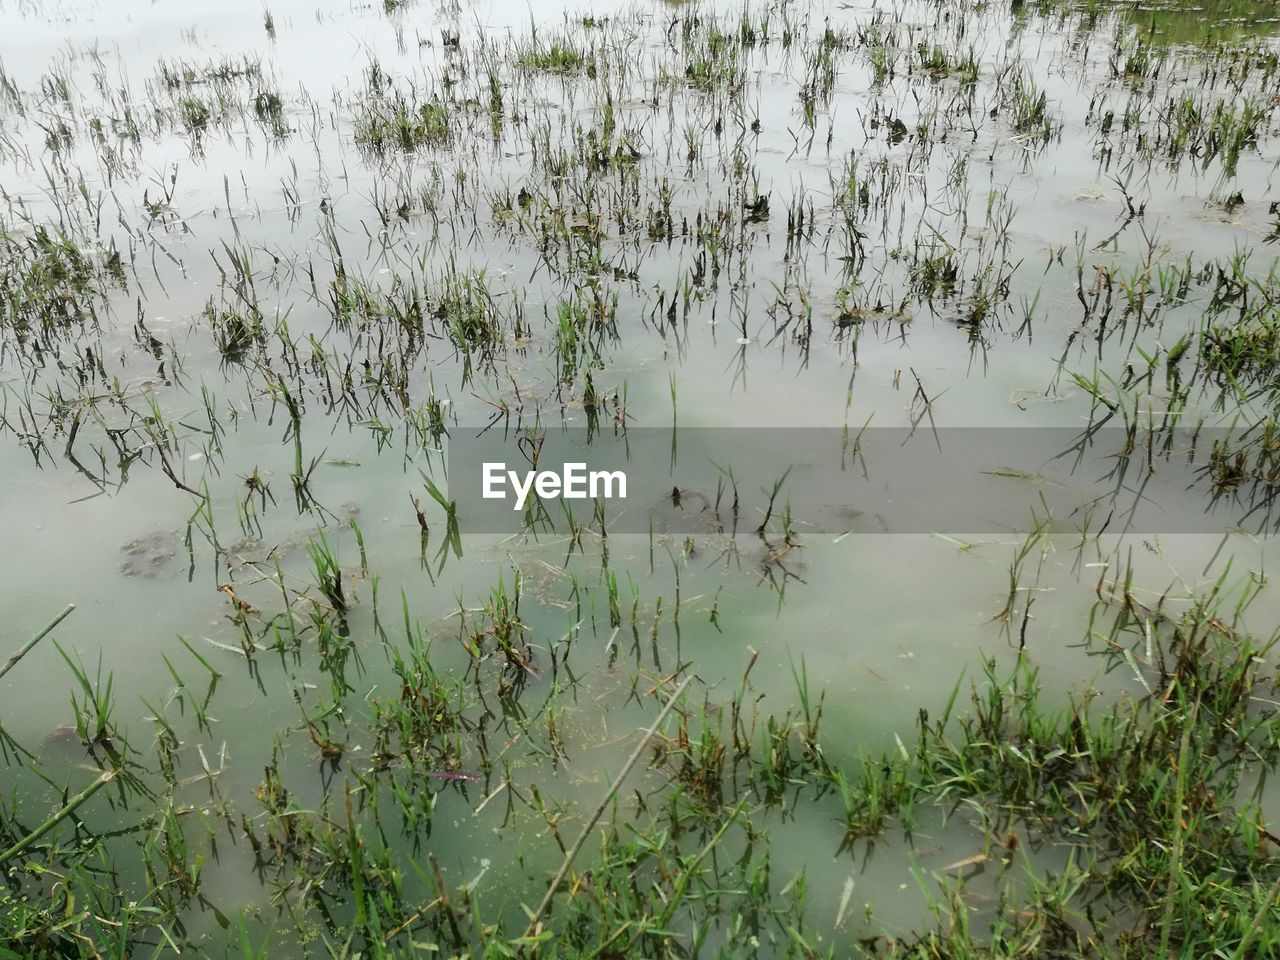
[{"x1": 2, "y1": 0, "x2": 1280, "y2": 955}]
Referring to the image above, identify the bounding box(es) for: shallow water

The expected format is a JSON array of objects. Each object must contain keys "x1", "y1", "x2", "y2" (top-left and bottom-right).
[{"x1": 1, "y1": 0, "x2": 1279, "y2": 953}]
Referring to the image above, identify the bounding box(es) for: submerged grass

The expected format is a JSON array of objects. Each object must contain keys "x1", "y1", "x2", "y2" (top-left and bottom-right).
[
  {"x1": 5, "y1": 552, "x2": 1280, "y2": 957},
  {"x1": 2, "y1": 0, "x2": 1280, "y2": 956}
]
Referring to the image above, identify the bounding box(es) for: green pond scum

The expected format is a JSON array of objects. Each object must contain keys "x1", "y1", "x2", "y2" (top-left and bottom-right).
[{"x1": 2, "y1": 0, "x2": 1280, "y2": 955}]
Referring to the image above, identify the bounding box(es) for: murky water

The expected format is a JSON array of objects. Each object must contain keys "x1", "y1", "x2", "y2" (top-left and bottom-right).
[{"x1": 2, "y1": 0, "x2": 1279, "y2": 953}]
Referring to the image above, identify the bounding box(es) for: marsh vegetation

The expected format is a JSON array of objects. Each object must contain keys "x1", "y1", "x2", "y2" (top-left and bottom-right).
[{"x1": 1, "y1": 0, "x2": 1280, "y2": 956}]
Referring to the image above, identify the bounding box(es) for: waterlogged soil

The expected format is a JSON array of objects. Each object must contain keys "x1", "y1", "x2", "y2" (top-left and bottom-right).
[
  {"x1": 1, "y1": 0, "x2": 1279, "y2": 955},
  {"x1": 119, "y1": 531, "x2": 179, "y2": 578}
]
